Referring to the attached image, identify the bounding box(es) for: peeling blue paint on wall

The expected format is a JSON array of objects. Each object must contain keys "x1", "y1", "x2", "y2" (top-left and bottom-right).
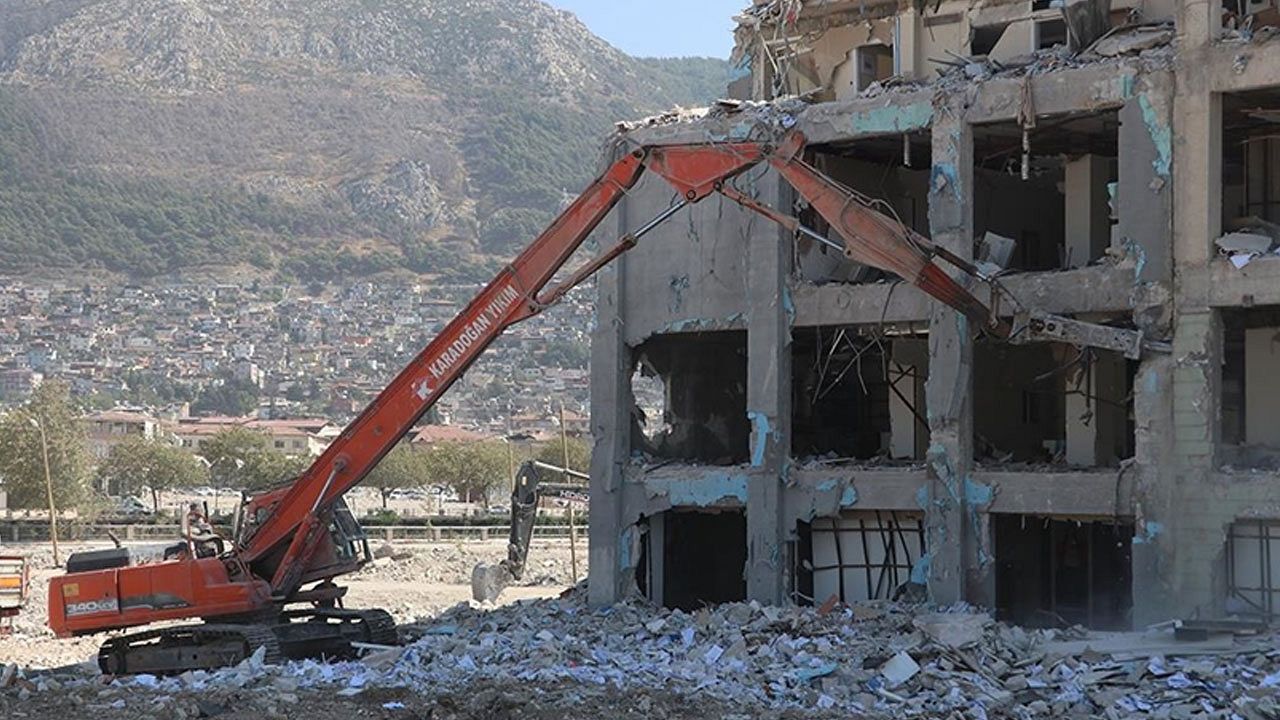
[
  {"x1": 816, "y1": 478, "x2": 838, "y2": 492},
  {"x1": 915, "y1": 484, "x2": 930, "y2": 510},
  {"x1": 662, "y1": 473, "x2": 750, "y2": 506},
  {"x1": 930, "y1": 163, "x2": 959, "y2": 199},
  {"x1": 1122, "y1": 237, "x2": 1148, "y2": 281},
  {"x1": 781, "y1": 285, "x2": 796, "y2": 326},
  {"x1": 1132, "y1": 520, "x2": 1165, "y2": 545},
  {"x1": 910, "y1": 552, "x2": 932, "y2": 585},
  {"x1": 963, "y1": 477, "x2": 994, "y2": 568},
  {"x1": 852, "y1": 103, "x2": 934, "y2": 136},
  {"x1": 1138, "y1": 94, "x2": 1172, "y2": 179},
  {"x1": 926, "y1": 443, "x2": 961, "y2": 504},
  {"x1": 840, "y1": 486, "x2": 858, "y2": 507},
  {"x1": 618, "y1": 526, "x2": 636, "y2": 570},
  {"x1": 1143, "y1": 366, "x2": 1159, "y2": 395},
  {"x1": 668, "y1": 275, "x2": 690, "y2": 313},
  {"x1": 748, "y1": 411, "x2": 770, "y2": 467},
  {"x1": 963, "y1": 477, "x2": 994, "y2": 506},
  {"x1": 730, "y1": 56, "x2": 752, "y2": 81}
]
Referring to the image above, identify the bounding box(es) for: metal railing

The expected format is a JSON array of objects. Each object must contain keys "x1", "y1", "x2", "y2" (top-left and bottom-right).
[{"x1": 0, "y1": 523, "x2": 584, "y2": 544}]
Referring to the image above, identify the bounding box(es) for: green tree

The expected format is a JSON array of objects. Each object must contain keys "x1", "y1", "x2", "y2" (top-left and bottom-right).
[
  {"x1": 534, "y1": 436, "x2": 591, "y2": 480},
  {"x1": 95, "y1": 436, "x2": 210, "y2": 510},
  {"x1": 191, "y1": 375, "x2": 261, "y2": 417},
  {"x1": 366, "y1": 442, "x2": 429, "y2": 509},
  {"x1": 198, "y1": 427, "x2": 306, "y2": 493},
  {"x1": 422, "y1": 441, "x2": 509, "y2": 507},
  {"x1": 0, "y1": 381, "x2": 94, "y2": 512}
]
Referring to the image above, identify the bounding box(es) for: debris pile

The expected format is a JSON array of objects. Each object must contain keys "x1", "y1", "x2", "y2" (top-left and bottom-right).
[
  {"x1": 1216, "y1": 217, "x2": 1280, "y2": 268},
  {"x1": 29, "y1": 588, "x2": 1274, "y2": 718}
]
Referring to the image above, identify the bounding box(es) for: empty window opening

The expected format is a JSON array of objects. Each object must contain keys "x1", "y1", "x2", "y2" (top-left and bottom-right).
[
  {"x1": 1222, "y1": 0, "x2": 1280, "y2": 35},
  {"x1": 970, "y1": 22, "x2": 1010, "y2": 57},
  {"x1": 798, "y1": 137, "x2": 931, "y2": 285},
  {"x1": 1221, "y1": 89, "x2": 1280, "y2": 255},
  {"x1": 658, "y1": 509, "x2": 747, "y2": 611},
  {"x1": 976, "y1": 341, "x2": 1135, "y2": 466},
  {"x1": 995, "y1": 515, "x2": 1134, "y2": 630},
  {"x1": 1227, "y1": 519, "x2": 1280, "y2": 619},
  {"x1": 629, "y1": 331, "x2": 750, "y2": 465},
  {"x1": 792, "y1": 329, "x2": 927, "y2": 461},
  {"x1": 1221, "y1": 307, "x2": 1280, "y2": 469},
  {"x1": 794, "y1": 511, "x2": 925, "y2": 605},
  {"x1": 1035, "y1": 18, "x2": 1068, "y2": 49},
  {"x1": 974, "y1": 112, "x2": 1118, "y2": 273}
]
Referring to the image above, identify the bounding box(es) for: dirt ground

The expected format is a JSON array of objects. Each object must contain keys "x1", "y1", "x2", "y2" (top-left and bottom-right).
[
  {"x1": 0, "y1": 676, "x2": 818, "y2": 720},
  {"x1": 0, "y1": 538, "x2": 578, "y2": 669}
]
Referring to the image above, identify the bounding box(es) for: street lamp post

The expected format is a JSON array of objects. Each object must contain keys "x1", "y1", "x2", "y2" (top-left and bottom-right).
[{"x1": 27, "y1": 417, "x2": 60, "y2": 566}]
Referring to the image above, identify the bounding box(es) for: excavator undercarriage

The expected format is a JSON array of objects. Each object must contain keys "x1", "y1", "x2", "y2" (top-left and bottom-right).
[{"x1": 96, "y1": 608, "x2": 397, "y2": 676}]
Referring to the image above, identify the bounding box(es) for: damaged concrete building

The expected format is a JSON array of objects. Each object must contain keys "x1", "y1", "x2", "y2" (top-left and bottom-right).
[{"x1": 587, "y1": 0, "x2": 1280, "y2": 629}]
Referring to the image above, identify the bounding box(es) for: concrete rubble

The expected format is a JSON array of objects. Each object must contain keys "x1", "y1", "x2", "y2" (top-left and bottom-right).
[{"x1": 6, "y1": 589, "x2": 1278, "y2": 718}]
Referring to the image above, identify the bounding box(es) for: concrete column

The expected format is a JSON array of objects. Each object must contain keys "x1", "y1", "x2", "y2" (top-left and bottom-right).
[
  {"x1": 1172, "y1": 88, "x2": 1221, "y2": 270},
  {"x1": 745, "y1": 171, "x2": 791, "y2": 605},
  {"x1": 1171, "y1": 309, "x2": 1222, "y2": 469},
  {"x1": 1064, "y1": 154, "x2": 1111, "y2": 269},
  {"x1": 925, "y1": 112, "x2": 980, "y2": 606},
  {"x1": 587, "y1": 199, "x2": 633, "y2": 607},
  {"x1": 1130, "y1": 352, "x2": 1175, "y2": 627},
  {"x1": 1178, "y1": 0, "x2": 1220, "y2": 49},
  {"x1": 895, "y1": 9, "x2": 922, "y2": 79},
  {"x1": 1117, "y1": 75, "x2": 1174, "y2": 283}
]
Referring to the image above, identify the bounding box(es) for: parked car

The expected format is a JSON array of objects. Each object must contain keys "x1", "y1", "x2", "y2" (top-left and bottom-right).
[{"x1": 113, "y1": 496, "x2": 153, "y2": 518}]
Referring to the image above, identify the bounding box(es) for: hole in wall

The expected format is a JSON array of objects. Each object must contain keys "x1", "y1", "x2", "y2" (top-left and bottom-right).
[
  {"x1": 791, "y1": 328, "x2": 928, "y2": 462},
  {"x1": 794, "y1": 511, "x2": 925, "y2": 605},
  {"x1": 1221, "y1": 306, "x2": 1280, "y2": 469},
  {"x1": 975, "y1": 340, "x2": 1135, "y2": 467},
  {"x1": 994, "y1": 514, "x2": 1134, "y2": 630},
  {"x1": 660, "y1": 509, "x2": 747, "y2": 611},
  {"x1": 973, "y1": 111, "x2": 1119, "y2": 273},
  {"x1": 798, "y1": 136, "x2": 931, "y2": 285},
  {"x1": 1221, "y1": 88, "x2": 1280, "y2": 244},
  {"x1": 629, "y1": 331, "x2": 750, "y2": 465},
  {"x1": 1227, "y1": 519, "x2": 1280, "y2": 619}
]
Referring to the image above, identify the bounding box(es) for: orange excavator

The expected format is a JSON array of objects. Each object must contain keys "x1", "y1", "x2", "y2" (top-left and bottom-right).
[{"x1": 48, "y1": 129, "x2": 1152, "y2": 675}]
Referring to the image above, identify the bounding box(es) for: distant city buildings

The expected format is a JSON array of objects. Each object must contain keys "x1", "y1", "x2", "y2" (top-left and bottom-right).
[{"x1": 0, "y1": 278, "x2": 593, "y2": 476}]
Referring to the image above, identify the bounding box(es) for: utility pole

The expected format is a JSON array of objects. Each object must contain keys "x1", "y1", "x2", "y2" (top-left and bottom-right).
[
  {"x1": 560, "y1": 403, "x2": 578, "y2": 584},
  {"x1": 27, "y1": 417, "x2": 60, "y2": 566}
]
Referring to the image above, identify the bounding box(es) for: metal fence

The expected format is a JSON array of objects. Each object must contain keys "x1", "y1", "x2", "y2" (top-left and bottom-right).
[{"x1": 1, "y1": 523, "x2": 583, "y2": 544}]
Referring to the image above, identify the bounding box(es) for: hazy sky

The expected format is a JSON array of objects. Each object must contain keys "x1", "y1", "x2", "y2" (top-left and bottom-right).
[{"x1": 544, "y1": 1, "x2": 743, "y2": 59}]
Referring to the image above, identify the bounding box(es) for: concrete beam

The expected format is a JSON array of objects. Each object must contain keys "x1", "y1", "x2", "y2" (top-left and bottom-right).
[
  {"x1": 791, "y1": 264, "x2": 1138, "y2": 327},
  {"x1": 620, "y1": 61, "x2": 1144, "y2": 150},
  {"x1": 978, "y1": 470, "x2": 1136, "y2": 516},
  {"x1": 963, "y1": 62, "x2": 1138, "y2": 124},
  {"x1": 1199, "y1": 257, "x2": 1280, "y2": 308},
  {"x1": 1194, "y1": 41, "x2": 1280, "y2": 94},
  {"x1": 790, "y1": 467, "x2": 928, "y2": 512}
]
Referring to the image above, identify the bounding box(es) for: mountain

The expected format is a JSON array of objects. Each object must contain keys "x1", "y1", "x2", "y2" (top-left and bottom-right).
[{"x1": 0, "y1": 0, "x2": 731, "y2": 280}]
